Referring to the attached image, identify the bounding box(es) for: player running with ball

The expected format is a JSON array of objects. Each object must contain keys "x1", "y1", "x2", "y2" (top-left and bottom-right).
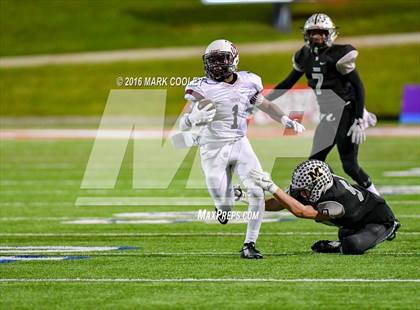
[{"x1": 179, "y1": 39, "x2": 305, "y2": 259}]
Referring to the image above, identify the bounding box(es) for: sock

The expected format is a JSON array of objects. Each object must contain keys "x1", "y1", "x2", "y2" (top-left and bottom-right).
[
  {"x1": 367, "y1": 183, "x2": 380, "y2": 196},
  {"x1": 244, "y1": 188, "x2": 264, "y2": 244}
]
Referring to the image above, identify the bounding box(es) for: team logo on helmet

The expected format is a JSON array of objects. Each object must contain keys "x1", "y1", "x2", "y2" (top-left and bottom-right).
[
  {"x1": 290, "y1": 160, "x2": 334, "y2": 203},
  {"x1": 308, "y1": 166, "x2": 323, "y2": 182}
]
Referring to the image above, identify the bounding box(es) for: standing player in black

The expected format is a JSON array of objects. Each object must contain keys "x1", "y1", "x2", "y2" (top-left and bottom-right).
[
  {"x1": 248, "y1": 160, "x2": 400, "y2": 255},
  {"x1": 266, "y1": 13, "x2": 379, "y2": 195}
]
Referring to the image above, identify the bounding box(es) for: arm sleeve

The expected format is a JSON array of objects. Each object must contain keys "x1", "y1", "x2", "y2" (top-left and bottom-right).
[
  {"x1": 265, "y1": 69, "x2": 303, "y2": 101},
  {"x1": 336, "y1": 46, "x2": 364, "y2": 119},
  {"x1": 346, "y1": 69, "x2": 365, "y2": 119}
]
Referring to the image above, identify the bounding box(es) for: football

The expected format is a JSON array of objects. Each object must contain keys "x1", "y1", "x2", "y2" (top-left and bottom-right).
[{"x1": 198, "y1": 98, "x2": 216, "y2": 111}]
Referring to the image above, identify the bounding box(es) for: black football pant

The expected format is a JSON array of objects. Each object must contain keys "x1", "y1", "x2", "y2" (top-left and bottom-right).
[
  {"x1": 310, "y1": 107, "x2": 372, "y2": 188},
  {"x1": 338, "y1": 224, "x2": 393, "y2": 255},
  {"x1": 338, "y1": 204, "x2": 396, "y2": 255}
]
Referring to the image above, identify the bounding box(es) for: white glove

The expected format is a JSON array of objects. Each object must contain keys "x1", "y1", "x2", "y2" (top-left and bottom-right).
[
  {"x1": 363, "y1": 109, "x2": 377, "y2": 128},
  {"x1": 280, "y1": 115, "x2": 305, "y2": 134},
  {"x1": 248, "y1": 169, "x2": 279, "y2": 194},
  {"x1": 347, "y1": 118, "x2": 366, "y2": 145},
  {"x1": 188, "y1": 100, "x2": 216, "y2": 126}
]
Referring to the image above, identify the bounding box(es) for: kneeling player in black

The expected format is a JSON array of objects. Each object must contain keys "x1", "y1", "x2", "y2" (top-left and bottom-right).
[
  {"x1": 248, "y1": 160, "x2": 400, "y2": 255},
  {"x1": 266, "y1": 13, "x2": 379, "y2": 195}
]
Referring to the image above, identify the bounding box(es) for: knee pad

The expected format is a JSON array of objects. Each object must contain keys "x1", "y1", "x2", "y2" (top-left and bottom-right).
[
  {"x1": 341, "y1": 235, "x2": 365, "y2": 255},
  {"x1": 247, "y1": 186, "x2": 264, "y2": 199}
]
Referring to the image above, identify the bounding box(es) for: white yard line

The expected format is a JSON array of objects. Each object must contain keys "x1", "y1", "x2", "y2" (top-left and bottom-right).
[
  {"x1": 0, "y1": 217, "x2": 73, "y2": 221},
  {"x1": 0, "y1": 246, "x2": 136, "y2": 254},
  {"x1": 0, "y1": 256, "x2": 83, "y2": 262},
  {"x1": 388, "y1": 201, "x2": 420, "y2": 205},
  {"x1": 1, "y1": 126, "x2": 419, "y2": 140},
  {"x1": 0, "y1": 232, "x2": 418, "y2": 237},
  {"x1": 0, "y1": 32, "x2": 419, "y2": 68},
  {"x1": 74, "y1": 191, "x2": 420, "y2": 207},
  {"x1": 0, "y1": 278, "x2": 418, "y2": 283},
  {"x1": 51, "y1": 252, "x2": 420, "y2": 256},
  {"x1": 75, "y1": 197, "x2": 215, "y2": 206},
  {"x1": 0, "y1": 212, "x2": 418, "y2": 222}
]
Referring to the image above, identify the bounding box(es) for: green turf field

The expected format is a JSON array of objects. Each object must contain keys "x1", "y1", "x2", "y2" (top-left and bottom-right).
[
  {"x1": 1, "y1": 0, "x2": 419, "y2": 56},
  {"x1": 1, "y1": 44, "x2": 419, "y2": 118},
  {"x1": 0, "y1": 135, "x2": 419, "y2": 309}
]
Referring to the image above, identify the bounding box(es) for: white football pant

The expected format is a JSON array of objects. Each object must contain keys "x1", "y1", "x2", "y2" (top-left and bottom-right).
[{"x1": 200, "y1": 137, "x2": 265, "y2": 244}]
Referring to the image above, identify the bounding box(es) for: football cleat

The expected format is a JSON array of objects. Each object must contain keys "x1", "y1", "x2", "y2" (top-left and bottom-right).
[
  {"x1": 215, "y1": 207, "x2": 229, "y2": 225},
  {"x1": 240, "y1": 242, "x2": 263, "y2": 259},
  {"x1": 386, "y1": 220, "x2": 401, "y2": 241},
  {"x1": 311, "y1": 240, "x2": 341, "y2": 254}
]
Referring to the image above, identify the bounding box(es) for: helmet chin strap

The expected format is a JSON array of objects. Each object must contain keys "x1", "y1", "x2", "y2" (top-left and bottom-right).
[{"x1": 310, "y1": 42, "x2": 327, "y2": 55}]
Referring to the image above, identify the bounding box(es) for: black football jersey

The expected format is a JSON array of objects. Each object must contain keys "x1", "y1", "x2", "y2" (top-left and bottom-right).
[
  {"x1": 293, "y1": 44, "x2": 358, "y2": 113},
  {"x1": 316, "y1": 175, "x2": 395, "y2": 228}
]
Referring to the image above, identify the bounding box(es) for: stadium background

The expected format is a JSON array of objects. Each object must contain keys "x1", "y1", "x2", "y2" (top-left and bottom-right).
[{"x1": 0, "y1": 0, "x2": 419, "y2": 309}]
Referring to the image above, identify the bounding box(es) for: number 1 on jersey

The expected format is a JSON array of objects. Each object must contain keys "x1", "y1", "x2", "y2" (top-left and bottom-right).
[{"x1": 231, "y1": 104, "x2": 239, "y2": 129}]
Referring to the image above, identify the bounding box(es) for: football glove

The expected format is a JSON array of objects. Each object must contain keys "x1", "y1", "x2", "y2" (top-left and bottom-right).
[
  {"x1": 248, "y1": 169, "x2": 279, "y2": 194},
  {"x1": 188, "y1": 100, "x2": 216, "y2": 126},
  {"x1": 280, "y1": 115, "x2": 305, "y2": 134},
  {"x1": 363, "y1": 109, "x2": 377, "y2": 128},
  {"x1": 347, "y1": 118, "x2": 366, "y2": 145}
]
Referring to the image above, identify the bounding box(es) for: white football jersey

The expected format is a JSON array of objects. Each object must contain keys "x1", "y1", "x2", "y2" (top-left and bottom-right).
[{"x1": 184, "y1": 71, "x2": 263, "y2": 145}]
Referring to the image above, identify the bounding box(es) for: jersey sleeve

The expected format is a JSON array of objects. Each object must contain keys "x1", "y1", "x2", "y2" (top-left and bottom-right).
[
  {"x1": 336, "y1": 45, "x2": 358, "y2": 75},
  {"x1": 292, "y1": 47, "x2": 305, "y2": 72},
  {"x1": 245, "y1": 71, "x2": 263, "y2": 94},
  {"x1": 244, "y1": 72, "x2": 264, "y2": 108},
  {"x1": 184, "y1": 78, "x2": 205, "y2": 101}
]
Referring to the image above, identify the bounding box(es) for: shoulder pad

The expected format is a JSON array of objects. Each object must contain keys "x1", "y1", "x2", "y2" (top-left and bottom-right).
[
  {"x1": 240, "y1": 71, "x2": 263, "y2": 93},
  {"x1": 341, "y1": 44, "x2": 357, "y2": 55},
  {"x1": 334, "y1": 45, "x2": 358, "y2": 75},
  {"x1": 316, "y1": 200, "x2": 345, "y2": 219}
]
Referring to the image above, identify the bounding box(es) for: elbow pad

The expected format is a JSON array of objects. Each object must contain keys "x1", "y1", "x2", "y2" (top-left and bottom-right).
[{"x1": 316, "y1": 201, "x2": 345, "y2": 219}]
